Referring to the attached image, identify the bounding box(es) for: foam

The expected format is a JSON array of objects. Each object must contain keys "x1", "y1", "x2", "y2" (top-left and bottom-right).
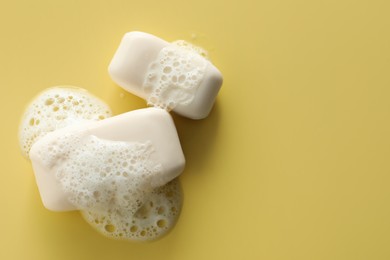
[
  {"x1": 34, "y1": 133, "x2": 162, "y2": 216},
  {"x1": 23, "y1": 87, "x2": 184, "y2": 241},
  {"x1": 81, "y1": 178, "x2": 183, "y2": 241},
  {"x1": 142, "y1": 41, "x2": 208, "y2": 111},
  {"x1": 19, "y1": 87, "x2": 112, "y2": 158},
  {"x1": 171, "y1": 40, "x2": 209, "y2": 59}
]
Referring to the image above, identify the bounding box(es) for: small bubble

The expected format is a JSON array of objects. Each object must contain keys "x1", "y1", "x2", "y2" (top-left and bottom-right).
[
  {"x1": 163, "y1": 66, "x2": 172, "y2": 74},
  {"x1": 179, "y1": 75, "x2": 186, "y2": 83},
  {"x1": 157, "y1": 219, "x2": 167, "y2": 228},
  {"x1": 45, "y1": 98, "x2": 54, "y2": 106},
  {"x1": 158, "y1": 207, "x2": 165, "y2": 215},
  {"x1": 104, "y1": 224, "x2": 116, "y2": 233}
]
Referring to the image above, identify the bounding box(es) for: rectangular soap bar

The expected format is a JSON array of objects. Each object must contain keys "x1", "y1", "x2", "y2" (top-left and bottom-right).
[
  {"x1": 109, "y1": 31, "x2": 223, "y2": 119},
  {"x1": 29, "y1": 108, "x2": 185, "y2": 211}
]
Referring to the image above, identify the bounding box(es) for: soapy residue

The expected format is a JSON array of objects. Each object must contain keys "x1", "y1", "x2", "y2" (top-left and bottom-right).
[
  {"x1": 33, "y1": 130, "x2": 182, "y2": 241},
  {"x1": 82, "y1": 178, "x2": 182, "y2": 241},
  {"x1": 35, "y1": 133, "x2": 162, "y2": 216},
  {"x1": 142, "y1": 41, "x2": 208, "y2": 110},
  {"x1": 19, "y1": 87, "x2": 111, "y2": 158}
]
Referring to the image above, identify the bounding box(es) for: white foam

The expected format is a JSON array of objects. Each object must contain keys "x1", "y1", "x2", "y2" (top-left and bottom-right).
[
  {"x1": 142, "y1": 41, "x2": 208, "y2": 111},
  {"x1": 34, "y1": 133, "x2": 162, "y2": 215},
  {"x1": 171, "y1": 40, "x2": 209, "y2": 59},
  {"x1": 23, "y1": 87, "x2": 184, "y2": 241},
  {"x1": 81, "y1": 178, "x2": 183, "y2": 241},
  {"x1": 19, "y1": 87, "x2": 112, "y2": 158}
]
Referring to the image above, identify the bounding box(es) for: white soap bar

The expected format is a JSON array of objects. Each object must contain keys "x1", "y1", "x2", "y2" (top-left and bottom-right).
[
  {"x1": 108, "y1": 31, "x2": 223, "y2": 119},
  {"x1": 29, "y1": 108, "x2": 185, "y2": 211}
]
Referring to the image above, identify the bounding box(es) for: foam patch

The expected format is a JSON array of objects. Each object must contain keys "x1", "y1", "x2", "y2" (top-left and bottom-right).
[
  {"x1": 171, "y1": 40, "x2": 209, "y2": 59},
  {"x1": 142, "y1": 41, "x2": 208, "y2": 111},
  {"x1": 34, "y1": 133, "x2": 162, "y2": 216},
  {"x1": 19, "y1": 87, "x2": 112, "y2": 158},
  {"x1": 81, "y1": 178, "x2": 182, "y2": 241}
]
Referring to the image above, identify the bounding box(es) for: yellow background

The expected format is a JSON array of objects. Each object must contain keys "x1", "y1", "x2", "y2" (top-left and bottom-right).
[{"x1": 1, "y1": 0, "x2": 390, "y2": 259}]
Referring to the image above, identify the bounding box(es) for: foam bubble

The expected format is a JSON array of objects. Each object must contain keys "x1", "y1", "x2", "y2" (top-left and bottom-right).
[
  {"x1": 143, "y1": 41, "x2": 208, "y2": 111},
  {"x1": 81, "y1": 178, "x2": 183, "y2": 241},
  {"x1": 19, "y1": 87, "x2": 112, "y2": 158}
]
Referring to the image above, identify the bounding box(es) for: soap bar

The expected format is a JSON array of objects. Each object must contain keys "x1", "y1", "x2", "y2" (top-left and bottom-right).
[
  {"x1": 29, "y1": 108, "x2": 185, "y2": 211},
  {"x1": 108, "y1": 31, "x2": 223, "y2": 119}
]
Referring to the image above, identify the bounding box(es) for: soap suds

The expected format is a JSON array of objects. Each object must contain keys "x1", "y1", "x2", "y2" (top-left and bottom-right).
[
  {"x1": 22, "y1": 86, "x2": 184, "y2": 241},
  {"x1": 172, "y1": 40, "x2": 209, "y2": 58},
  {"x1": 142, "y1": 41, "x2": 208, "y2": 111},
  {"x1": 35, "y1": 133, "x2": 162, "y2": 216},
  {"x1": 34, "y1": 130, "x2": 182, "y2": 241},
  {"x1": 81, "y1": 178, "x2": 183, "y2": 241},
  {"x1": 19, "y1": 87, "x2": 111, "y2": 158}
]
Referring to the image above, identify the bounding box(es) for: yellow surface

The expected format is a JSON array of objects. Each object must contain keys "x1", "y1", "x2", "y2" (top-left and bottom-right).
[{"x1": 1, "y1": 0, "x2": 390, "y2": 259}]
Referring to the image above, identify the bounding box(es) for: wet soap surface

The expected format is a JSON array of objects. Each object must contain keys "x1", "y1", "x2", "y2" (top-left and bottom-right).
[{"x1": 3, "y1": 0, "x2": 390, "y2": 259}]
